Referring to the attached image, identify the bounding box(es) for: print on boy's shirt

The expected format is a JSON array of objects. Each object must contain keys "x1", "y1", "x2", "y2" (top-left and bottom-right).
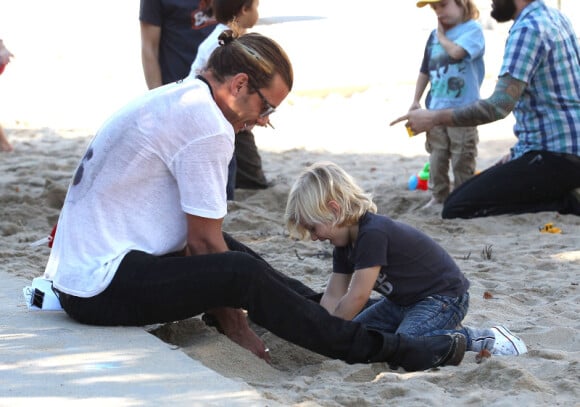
[
  {"x1": 447, "y1": 77, "x2": 465, "y2": 97},
  {"x1": 424, "y1": 26, "x2": 474, "y2": 103},
  {"x1": 428, "y1": 51, "x2": 467, "y2": 99},
  {"x1": 428, "y1": 52, "x2": 463, "y2": 79},
  {"x1": 374, "y1": 270, "x2": 394, "y2": 297}
]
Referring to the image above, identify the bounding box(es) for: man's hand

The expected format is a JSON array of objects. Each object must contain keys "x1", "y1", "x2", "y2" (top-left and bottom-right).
[{"x1": 390, "y1": 108, "x2": 439, "y2": 136}]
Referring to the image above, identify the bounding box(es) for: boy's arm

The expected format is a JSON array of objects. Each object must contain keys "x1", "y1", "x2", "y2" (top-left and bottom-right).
[
  {"x1": 437, "y1": 22, "x2": 467, "y2": 60},
  {"x1": 320, "y1": 273, "x2": 351, "y2": 314},
  {"x1": 411, "y1": 73, "x2": 429, "y2": 110},
  {"x1": 324, "y1": 266, "x2": 381, "y2": 321}
]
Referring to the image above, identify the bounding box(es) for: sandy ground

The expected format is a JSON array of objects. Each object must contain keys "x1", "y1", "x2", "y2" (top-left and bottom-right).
[{"x1": 1, "y1": 1, "x2": 579, "y2": 406}]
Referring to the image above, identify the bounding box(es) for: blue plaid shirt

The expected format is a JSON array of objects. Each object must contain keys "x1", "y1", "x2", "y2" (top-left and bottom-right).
[{"x1": 500, "y1": 0, "x2": 580, "y2": 158}]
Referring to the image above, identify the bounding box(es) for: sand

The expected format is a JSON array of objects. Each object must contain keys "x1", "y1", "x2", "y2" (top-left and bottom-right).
[{"x1": 1, "y1": 1, "x2": 579, "y2": 406}]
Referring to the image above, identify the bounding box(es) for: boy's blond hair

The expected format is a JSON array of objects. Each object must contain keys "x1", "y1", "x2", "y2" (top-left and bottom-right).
[{"x1": 285, "y1": 161, "x2": 377, "y2": 239}]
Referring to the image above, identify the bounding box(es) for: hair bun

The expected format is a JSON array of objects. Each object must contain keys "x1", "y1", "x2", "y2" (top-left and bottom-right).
[{"x1": 217, "y1": 29, "x2": 237, "y2": 46}]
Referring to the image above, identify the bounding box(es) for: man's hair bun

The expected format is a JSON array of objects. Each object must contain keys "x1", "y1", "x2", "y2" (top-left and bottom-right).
[{"x1": 218, "y1": 29, "x2": 239, "y2": 46}]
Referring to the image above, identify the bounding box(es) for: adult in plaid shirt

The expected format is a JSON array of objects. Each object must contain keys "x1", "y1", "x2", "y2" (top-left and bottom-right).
[{"x1": 392, "y1": 0, "x2": 580, "y2": 219}]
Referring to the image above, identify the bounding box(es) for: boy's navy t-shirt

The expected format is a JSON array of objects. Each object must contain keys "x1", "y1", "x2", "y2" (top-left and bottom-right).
[{"x1": 333, "y1": 212, "x2": 469, "y2": 306}]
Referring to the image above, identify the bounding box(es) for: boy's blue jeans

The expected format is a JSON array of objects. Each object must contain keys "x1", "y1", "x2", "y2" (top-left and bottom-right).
[{"x1": 354, "y1": 293, "x2": 471, "y2": 341}]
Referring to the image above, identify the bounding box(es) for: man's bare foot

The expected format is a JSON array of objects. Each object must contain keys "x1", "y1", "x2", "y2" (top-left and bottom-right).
[
  {"x1": 224, "y1": 325, "x2": 271, "y2": 363},
  {"x1": 208, "y1": 307, "x2": 271, "y2": 363}
]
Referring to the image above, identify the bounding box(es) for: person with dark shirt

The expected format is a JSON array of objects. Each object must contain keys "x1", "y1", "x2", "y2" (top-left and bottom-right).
[
  {"x1": 140, "y1": 0, "x2": 269, "y2": 199},
  {"x1": 286, "y1": 161, "x2": 529, "y2": 358},
  {"x1": 140, "y1": 0, "x2": 216, "y2": 88}
]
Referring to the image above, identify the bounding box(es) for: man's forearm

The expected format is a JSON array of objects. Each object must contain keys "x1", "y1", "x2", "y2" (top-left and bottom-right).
[
  {"x1": 450, "y1": 74, "x2": 526, "y2": 127},
  {"x1": 451, "y1": 99, "x2": 500, "y2": 127}
]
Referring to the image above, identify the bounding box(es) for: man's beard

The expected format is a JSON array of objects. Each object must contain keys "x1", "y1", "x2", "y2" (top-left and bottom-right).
[{"x1": 491, "y1": 0, "x2": 517, "y2": 22}]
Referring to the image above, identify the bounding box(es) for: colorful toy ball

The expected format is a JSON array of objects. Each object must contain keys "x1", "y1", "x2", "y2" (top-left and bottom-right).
[
  {"x1": 408, "y1": 175, "x2": 428, "y2": 190},
  {"x1": 408, "y1": 163, "x2": 430, "y2": 191}
]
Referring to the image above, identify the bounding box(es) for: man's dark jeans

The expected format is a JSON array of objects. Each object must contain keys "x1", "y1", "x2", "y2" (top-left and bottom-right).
[
  {"x1": 57, "y1": 234, "x2": 384, "y2": 363},
  {"x1": 443, "y1": 151, "x2": 580, "y2": 218}
]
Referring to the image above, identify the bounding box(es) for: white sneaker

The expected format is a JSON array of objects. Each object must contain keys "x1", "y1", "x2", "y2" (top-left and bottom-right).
[{"x1": 491, "y1": 325, "x2": 528, "y2": 356}]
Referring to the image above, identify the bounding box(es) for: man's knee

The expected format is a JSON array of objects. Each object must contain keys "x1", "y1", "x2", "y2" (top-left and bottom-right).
[
  {"x1": 442, "y1": 194, "x2": 468, "y2": 219},
  {"x1": 227, "y1": 251, "x2": 268, "y2": 280}
]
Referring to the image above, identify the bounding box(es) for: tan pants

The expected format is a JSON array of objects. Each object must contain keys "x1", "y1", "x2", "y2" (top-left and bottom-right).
[{"x1": 425, "y1": 126, "x2": 478, "y2": 202}]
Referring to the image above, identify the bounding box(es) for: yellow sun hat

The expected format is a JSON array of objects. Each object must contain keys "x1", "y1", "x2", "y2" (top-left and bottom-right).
[{"x1": 417, "y1": 0, "x2": 442, "y2": 7}]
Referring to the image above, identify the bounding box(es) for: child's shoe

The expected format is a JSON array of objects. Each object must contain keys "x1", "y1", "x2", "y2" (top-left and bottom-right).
[{"x1": 491, "y1": 325, "x2": 528, "y2": 355}]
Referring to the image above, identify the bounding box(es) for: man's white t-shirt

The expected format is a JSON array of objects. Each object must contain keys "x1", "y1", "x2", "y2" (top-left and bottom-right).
[{"x1": 44, "y1": 78, "x2": 235, "y2": 297}]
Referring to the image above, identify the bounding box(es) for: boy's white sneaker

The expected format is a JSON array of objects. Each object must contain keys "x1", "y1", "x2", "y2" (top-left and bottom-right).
[{"x1": 491, "y1": 325, "x2": 528, "y2": 356}]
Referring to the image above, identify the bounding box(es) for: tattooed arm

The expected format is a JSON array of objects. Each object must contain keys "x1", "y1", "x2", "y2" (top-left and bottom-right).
[
  {"x1": 452, "y1": 74, "x2": 526, "y2": 126},
  {"x1": 391, "y1": 74, "x2": 527, "y2": 134}
]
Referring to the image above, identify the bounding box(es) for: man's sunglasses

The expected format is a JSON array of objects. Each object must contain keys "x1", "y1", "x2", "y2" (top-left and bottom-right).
[{"x1": 253, "y1": 87, "x2": 276, "y2": 118}]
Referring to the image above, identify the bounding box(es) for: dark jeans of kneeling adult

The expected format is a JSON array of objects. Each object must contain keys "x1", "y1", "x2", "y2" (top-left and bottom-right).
[
  {"x1": 55, "y1": 233, "x2": 466, "y2": 371},
  {"x1": 443, "y1": 151, "x2": 580, "y2": 219}
]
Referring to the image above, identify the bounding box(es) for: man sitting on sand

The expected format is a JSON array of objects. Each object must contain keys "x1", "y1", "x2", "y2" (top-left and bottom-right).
[
  {"x1": 392, "y1": 0, "x2": 580, "y2": 219},
  {"x1": 44, "y1": 30, "x2": 466, "y2": 372}
]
